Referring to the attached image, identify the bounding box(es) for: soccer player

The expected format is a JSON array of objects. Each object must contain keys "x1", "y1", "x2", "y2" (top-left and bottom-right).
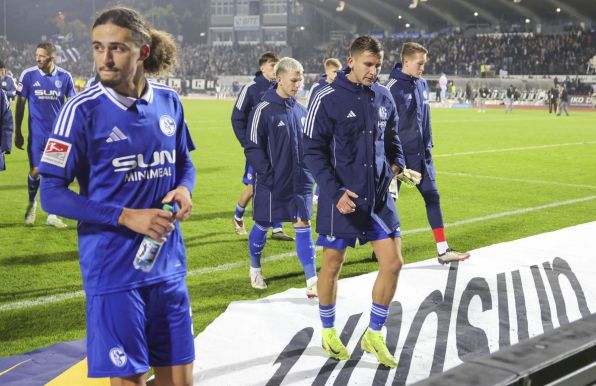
[
  {"x1": 303, "y1": 36, "x2": 406, "y2": 368},
  {"x1": 305, "y1": 58, "x2": 341, "y2": 107},
  {"x1": 386, "y1": 42, "x2": 470, "y2": 264},
  {"x1": 0, "y1": 60, "x2": 17, "y2": 101},
  {"x1": 557, "y1": 84, "x2": 570, "y2": 116},
  {"x1": 0, "y1": 87, "x2": 13, "y2": 171},
  {"x1": 38, "y1": 7, "x2": 195, "y2": 385},
  {"x1": 505, "y1": 84, "x2": 514, "y2": 113},
  {"x1": 244, "y1": 57, "x2": 318, "y2": 296},
  {"x1": 14, "y1": 42, "x2": 76, "y2": 228},
  {"x1": 306, "y1": 58, "x2": 342, "y2": 205},
  {"x1": 231, "y1": 52, "x2": 293, "y2": 241}
]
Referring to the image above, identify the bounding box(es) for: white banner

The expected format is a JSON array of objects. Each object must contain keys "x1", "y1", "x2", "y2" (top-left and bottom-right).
[{"x1": 194, "y1": 222, "x2": 596, "y2": 385}]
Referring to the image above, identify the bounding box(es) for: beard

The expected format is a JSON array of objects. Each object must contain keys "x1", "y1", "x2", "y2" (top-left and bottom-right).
[{"x1": 99, "y1": 78, "x2": 121, "y2": 88}]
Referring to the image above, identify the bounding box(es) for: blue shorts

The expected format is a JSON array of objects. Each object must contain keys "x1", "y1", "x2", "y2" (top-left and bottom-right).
[
  {"x1": 27, "y1": 133, "x2": 48, "y2": 168},
  {"x1": 86, "y1": 279, "x2": 195, "y2": 378},
  {"x1": 316, "y1": 218, "x2": 401, "y2": 250},
  {"x1": 242, "y1": 160, "x2": 255, "y2": 185}
]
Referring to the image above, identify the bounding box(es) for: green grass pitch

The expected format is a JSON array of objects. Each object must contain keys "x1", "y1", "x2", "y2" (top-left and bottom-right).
[{"x1": 0, "y1": 101, "x2": 595, "y2": 356}]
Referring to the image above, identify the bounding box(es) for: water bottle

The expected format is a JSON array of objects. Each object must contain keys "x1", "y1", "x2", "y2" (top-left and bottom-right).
[{"x1": 133, "y1": 204, "x2": 174, "y2": 272}]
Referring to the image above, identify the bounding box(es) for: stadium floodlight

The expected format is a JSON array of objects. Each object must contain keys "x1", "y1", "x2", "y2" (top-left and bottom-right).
[
  {"x1": 405, "y1": 23, "x2": 411, "y2": 28},
  {"x1": 398, "y1": 15, "x2": 402, "y2": 19},
  {"x1": 336, "y1": 0, "x2": 345, "y2": 12},
  {"x1": 525, "y1": 18, "x2": 530, "y2": 23},
  {"x1": 474, "y1": 11, "x2": 478, "y2": 17},
  {"x1": 556, "y1": 7, "x2": 561, "y2": 13}
]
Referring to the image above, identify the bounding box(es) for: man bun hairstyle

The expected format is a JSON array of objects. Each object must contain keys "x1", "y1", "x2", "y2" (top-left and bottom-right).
[
  {"x1": 349, "y1": 35, "x2": 383, "y2": 57},
  {"x1": 93, "y1": 6, "x2": 177, "y2": 75}
]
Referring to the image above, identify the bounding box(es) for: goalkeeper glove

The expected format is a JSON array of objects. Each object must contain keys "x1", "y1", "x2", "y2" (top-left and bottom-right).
[{"x1": 396, "y1": 168, "x2": 422, "y2": 188}]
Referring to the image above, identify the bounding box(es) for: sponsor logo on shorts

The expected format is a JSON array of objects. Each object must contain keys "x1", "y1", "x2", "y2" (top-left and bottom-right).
[
  {"x1": 326, "y1": 235, "x2": 336, "y2": 242},
  {"x1": 109, "y1": 347, "x2": 127, "y2": 368},
  {"x1": 41, "y1": 139, "x2": 72, "y2": 168}
]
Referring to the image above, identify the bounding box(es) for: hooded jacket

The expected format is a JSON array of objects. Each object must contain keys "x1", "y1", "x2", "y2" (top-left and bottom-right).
[
  {"x1": 303, "y1": 70, "x2": 405, "y2": 237},
  {"x1": 245, "y1": 87, "x2": 314, "y2": 222}
]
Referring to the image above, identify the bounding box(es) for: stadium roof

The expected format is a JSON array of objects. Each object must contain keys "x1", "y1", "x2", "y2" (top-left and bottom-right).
[{"x1": 305, "y1": 0, "x2": 596, "y2": 32}]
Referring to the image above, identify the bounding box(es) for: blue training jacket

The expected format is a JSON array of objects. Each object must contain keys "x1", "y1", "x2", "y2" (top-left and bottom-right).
[
  {"x1": 245, "y1": 87, "x2": 314, "y2": 223},
  {"x1": 303, "y1": 71, "x2": 405, "y2": 238},
  {"x1": 231, "y1": 71, "x2": 275, "y2": 149},
  {"x1": 386, "y1": 63, "x2": 435, "y2": 177}
]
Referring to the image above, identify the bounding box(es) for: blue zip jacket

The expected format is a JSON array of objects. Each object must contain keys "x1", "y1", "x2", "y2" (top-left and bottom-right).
[
  {"x1": 305, "y1": 75, "x2": 328, "y2": 107},
  {"x1": 303, "y1": 71, "x2": 405, "y2": 238},
  {"x1": 232, "y1": 71, "x2": 275, "y2": 149},
  {"x1": 245, "y1": 87, "x2": 314, "y2": 223},
  {"x1": 0, "y1": 88, "x2": 13, "y2": 155},
  {"x1": 386, "y1": 63, "x2": 435, "y2": 176}
]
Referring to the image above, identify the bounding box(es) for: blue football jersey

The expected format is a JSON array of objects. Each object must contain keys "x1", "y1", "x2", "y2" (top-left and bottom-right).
[
  {"x1": 38, "y1": 81, "x2": 195, "y2": 295},
  {"x1": 18, "y1": 66, "x2": 76, "y2": 136}
]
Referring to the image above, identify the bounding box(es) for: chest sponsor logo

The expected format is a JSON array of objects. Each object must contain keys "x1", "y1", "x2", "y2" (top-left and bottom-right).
[
  {"x1": 41, "y1": 138, "x2": 72, "y2": 168},
  {"x1": 159, "y1": 115, "x2": 177, "y2": 136},
  {"x1": 112, "y1": 149, "x2": 176, "y2": 182},
  {"x1": 34, "y1": 89, "x2": 61, "y2": 100}
]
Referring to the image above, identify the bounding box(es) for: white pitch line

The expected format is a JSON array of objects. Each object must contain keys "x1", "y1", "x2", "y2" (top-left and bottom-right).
[
  {"x1": 434, "y1": 140, "x2": 596, "y2": 158},
  {"x1": 2, "y1": 195, "x2": 596, "y2": 313},
  {"x1": 440, "y1": 171, "x2": 596, "y2": 190}
]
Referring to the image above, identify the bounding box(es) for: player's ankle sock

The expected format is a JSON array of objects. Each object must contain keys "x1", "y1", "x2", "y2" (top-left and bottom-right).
[
  {"x1": 248, "y1": 222, "x2": 269, "y2": 268},
  {"x1": 319, "y1": 304, "x2": 336, "y2": 328},
  {"x1": 28, "y1": 174, "x2": 40, "y2": 202},
  {"x1": 272, "y1": 222, "x2": 283, "y2": 233},
  {"x1": 234, "y1": 203, "x2": 246, "y2": 221},
  {"x1": 433, "y1": 228, "x2": 449, "y2": 254},
  {"x1": 369, "y1": 303, "x2": 389, "y2": 331},
  {"x1": 295, "y1": 225, "x2": 317, "y2": 281}
]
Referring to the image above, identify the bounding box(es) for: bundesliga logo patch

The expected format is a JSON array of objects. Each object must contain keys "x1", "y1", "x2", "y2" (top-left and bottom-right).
[{"x1": 41, "y1": 139, "x2": 72, "y2": 168}]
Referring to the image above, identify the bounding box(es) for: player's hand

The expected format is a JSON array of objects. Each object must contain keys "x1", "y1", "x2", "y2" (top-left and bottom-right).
[
  {"x1": 14, "y1": 132, "x2": 24, "y2": 150},
  {"x1": 336, "y1": 190, "x2": 358, "y2": 215},
  {"x1": 396, "y1": 168, "x2": 422, "y2": 188},
  {"x1": 118, "y1": 207, "x2": 175, "y2": 242},
  {"x1": 162, "y1": 185, "x2": 193, "y2": 221}
]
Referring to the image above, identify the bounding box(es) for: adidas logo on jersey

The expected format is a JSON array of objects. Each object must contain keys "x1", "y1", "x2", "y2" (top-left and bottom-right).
[
  {"x1": 347, "y1": 110, "x2": 357, "y2": 118},
  {"x1": 277, "y1": 121, "x2": 285, "y2": 127},
  {"x1": 106, "y1": 127, "x2": 128, "y2": 143},
  {"x1": 33, "y1": 81, "x2": 41, "y2": 87}
]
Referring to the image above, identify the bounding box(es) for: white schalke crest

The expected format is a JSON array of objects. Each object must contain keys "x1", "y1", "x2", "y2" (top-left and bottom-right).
[
  {"x1": 378, "y1": 106, "x2": 388, "y2": 120},
  {"x1": 159, "y1": 115, "x2": 177, "y2": 136},
  {"x1": 55, "y1": 80, "x2": 62, "y2": 88},
  {"x1": 109, "y1": 347, "x2": 127, "y2": 367}
]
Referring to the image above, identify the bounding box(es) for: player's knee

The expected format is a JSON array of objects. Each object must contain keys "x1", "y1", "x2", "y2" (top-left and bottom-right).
[{"x1": 422, "y1": 189, "x2": 440, "y2": 205}]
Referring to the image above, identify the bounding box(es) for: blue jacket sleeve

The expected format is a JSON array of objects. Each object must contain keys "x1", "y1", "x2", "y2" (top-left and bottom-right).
[
  {"x1": 0, "y1": 91, "x2": 13, "y2": 153},
  {"x1": 231, "y1": 83, "x2": 253, "y2": 148},
  {"x1": 176, "y1": 121, "x2": 196, "y2": 194},
  {"x1": 303, "y1": 98, "x2": 346, "y2": 202},
  {"x1": 244, "y1": 104, "x2": 273, "y2": 189},
  {"x1": 385, "y1": 99, "x2": 405, "y2": 172},
  {"x1": 40, "y1": 175, "x2": 123, "y2": 226}
]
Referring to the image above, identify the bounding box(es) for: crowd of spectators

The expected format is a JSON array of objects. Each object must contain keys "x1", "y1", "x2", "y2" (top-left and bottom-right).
[{"x1": 1, "y1": 29, "x2": 593, "y2": 81}]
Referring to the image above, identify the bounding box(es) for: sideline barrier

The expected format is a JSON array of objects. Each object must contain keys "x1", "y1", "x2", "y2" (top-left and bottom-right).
[{"x1": 412, "y1": 312, "x2": 596, "y2": 386}]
